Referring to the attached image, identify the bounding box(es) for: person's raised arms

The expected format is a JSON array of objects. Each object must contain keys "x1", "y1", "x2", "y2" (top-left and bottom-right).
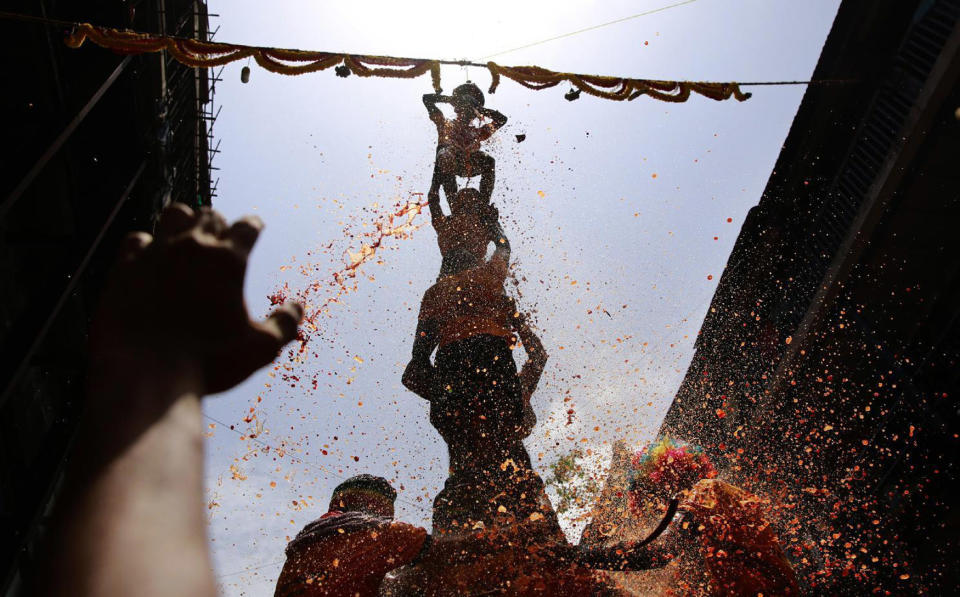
[
  {"x1": 426, "y1": 189, "x2": 446, "y2": 231},
  {"x1": 488, "y1": 216, "x2": 511, "y2": 269},
  {"x1": 42, "y1": 204, "x2": 303, "y2": 597},
  {"x1": 478, "y1": 105, "x2": 507, "y2": 132},
  {"x1": 422, "y1": 93, "x2": 451, "y2": 128},
  {"x1": 514, "y1": 308, "x2": 547, "y2": 403}
]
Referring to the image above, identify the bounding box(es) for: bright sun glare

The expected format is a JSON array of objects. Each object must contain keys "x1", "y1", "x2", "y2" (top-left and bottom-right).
[{"x1": 291, "y1": 1, "x2": 608, "y2": 65}]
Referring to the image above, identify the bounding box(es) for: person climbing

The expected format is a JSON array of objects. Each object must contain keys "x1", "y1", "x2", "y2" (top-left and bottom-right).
[
  {"x1": 424, "y1": 82, "x2": 507, "y2": 207},
  {"x1": 404, "y1": 212, "x2": 540, "y2": 452},
  {"x1": 401, "y1": 288, "x2": 546, "y2": 439},
  {"x1": 427, "y1": 186, "x2": 501, "y2": 279},
  {"x1": 625, "y1": 437, "x2": 800, "y2": 596},
  {"x1": 274, "y1": 475, "x2": 427, "y2": 597},
  {"x1": 401, "y1": 204, "x2": 512, "y2": 405}
]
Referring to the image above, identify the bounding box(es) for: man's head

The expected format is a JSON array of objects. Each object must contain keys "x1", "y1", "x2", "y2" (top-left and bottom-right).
[
  {"x1": 627, "y1": 437, "x2": 716, "y2": 509},
  {"x1": 328, "y1": 474, "x2": 397, "y2": 519},
  {"x1": 452, "y1": 82, "x2": 484, "y2": 117},
  {"x1": 450, "y1": 187, "x2": 483, "y2": 215}
]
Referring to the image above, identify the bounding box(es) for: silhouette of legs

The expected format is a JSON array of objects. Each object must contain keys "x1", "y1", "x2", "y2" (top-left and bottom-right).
[{"x1": 430, "y1": 147, "x2": 497, "y2": 207}]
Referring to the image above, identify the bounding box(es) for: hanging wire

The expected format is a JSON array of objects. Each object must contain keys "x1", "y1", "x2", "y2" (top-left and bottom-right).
[
  {"x1": 479, "y1": 0, "x2": 701, "y2": 60},
  {"x1": 216, "y1": 558, "x2": 287, "y2": 580}
]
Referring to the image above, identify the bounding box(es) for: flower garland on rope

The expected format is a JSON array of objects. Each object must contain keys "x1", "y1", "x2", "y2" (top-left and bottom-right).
[
  {"x1": 486, "y1": 62, "x2": 751, "y2": 103},
  {"x1": 65, "y1": 23, "x2": 750, "y2": 104},
  {"x1": 65, "y1": 24, "x2": 443, "y2": 92}
]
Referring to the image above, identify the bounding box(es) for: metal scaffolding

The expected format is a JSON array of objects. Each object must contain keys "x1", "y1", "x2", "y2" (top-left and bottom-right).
[{"x1": 0, "y1": 2, "x2": 217, "y2": 594}]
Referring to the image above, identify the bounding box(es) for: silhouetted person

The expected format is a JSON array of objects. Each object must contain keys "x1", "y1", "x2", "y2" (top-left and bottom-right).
[
  {"x1": 424, "y1": 82, "x2": 506, "y2": 206},
  {"x1": 401, "y1": 218, "x2": 524, "y2": 452},
  {"x1": 426, "y1": 185, "x2": 500, "y2": 279},
  {"x1": 274, "y1": 475, "x2": 426, "y2": 597}
]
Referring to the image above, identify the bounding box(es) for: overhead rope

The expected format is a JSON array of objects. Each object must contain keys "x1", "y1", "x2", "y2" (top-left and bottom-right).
[
  {"x1": 0, "y1": 11, "x2": 855, "y2": 103},
  {"x1": 64, "y1": 23, "x2": 445, "y2": 91},
  {"x1": 62, "y1": 22, "x2": 750, "y2": 102}
]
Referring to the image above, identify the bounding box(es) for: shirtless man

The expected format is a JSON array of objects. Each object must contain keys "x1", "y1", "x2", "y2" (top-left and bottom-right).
[
  {"x1": 400, "y1": 212, "x2": 541, "y2": 440},
  {"x1": 426, "y1": 185, "x2": 500, "y2": 279},
  {"x1": 424, "y1": 83, "x2": 507, "y2": 207}
]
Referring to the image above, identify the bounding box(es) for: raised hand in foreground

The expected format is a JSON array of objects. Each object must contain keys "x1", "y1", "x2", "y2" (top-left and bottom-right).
[{"x1": 43, "y1": 204, "x2": 303, "y2": 597}]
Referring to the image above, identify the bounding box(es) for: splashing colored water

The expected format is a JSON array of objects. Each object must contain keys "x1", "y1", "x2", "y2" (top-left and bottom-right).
[{"x1": 270, "y1": 194, "x2": 429, "y2": 354}]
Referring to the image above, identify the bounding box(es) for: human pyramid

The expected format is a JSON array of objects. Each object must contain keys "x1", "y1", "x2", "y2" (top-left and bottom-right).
[
  {"x1": 397, "y1": 82, "x2": 572, "y2": 579},
  {"x1": 274, "y1": 84, "x2": 672, "y2": 596},
  {"x1": 271, "y1": 84, "x2": 801, "y2": 596},
  {"x1": 389, "y1": 83, "x2": 671, "y2": 593},
  {"x1": 29, "y1": 42, "x2": 804, "y2": 592}
]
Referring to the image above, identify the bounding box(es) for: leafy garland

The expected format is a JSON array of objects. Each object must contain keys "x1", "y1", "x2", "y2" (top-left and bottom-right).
[
  {"x1": 65, "y1": 23, "x2": 751, "y2": 104},
  {"x1": 544, "y1": 449, "x2": 602, "y2": 514}
]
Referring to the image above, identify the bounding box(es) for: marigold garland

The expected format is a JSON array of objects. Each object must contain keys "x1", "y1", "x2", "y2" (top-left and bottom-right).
[
  {"x1": 486, "y1": 62, "x2": 751, "y2": 103},
  {"x1": 65, "y1": 23, "x2": 443, "y2": 92},
  {"x1": 65, "y1": 22, "x2": 749, "y2": 104}
]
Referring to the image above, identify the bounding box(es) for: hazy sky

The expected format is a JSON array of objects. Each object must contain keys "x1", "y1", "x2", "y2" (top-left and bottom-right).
[{"x1": 201, "y1": 1, "x2": 840, "y2": 593}]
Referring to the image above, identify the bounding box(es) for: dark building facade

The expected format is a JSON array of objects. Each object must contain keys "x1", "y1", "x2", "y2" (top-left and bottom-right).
[
  {"x1": 0, "y1": 1, "x2": 216, "y2": 593},
  {"x1": 660, "y1": 0, "x2": 960, "y2": 591}
]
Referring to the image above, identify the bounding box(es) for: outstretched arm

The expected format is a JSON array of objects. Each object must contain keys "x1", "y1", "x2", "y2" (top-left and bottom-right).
[{"x1": 42, "y1": 205, "x2": 303, "y2": 597}]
